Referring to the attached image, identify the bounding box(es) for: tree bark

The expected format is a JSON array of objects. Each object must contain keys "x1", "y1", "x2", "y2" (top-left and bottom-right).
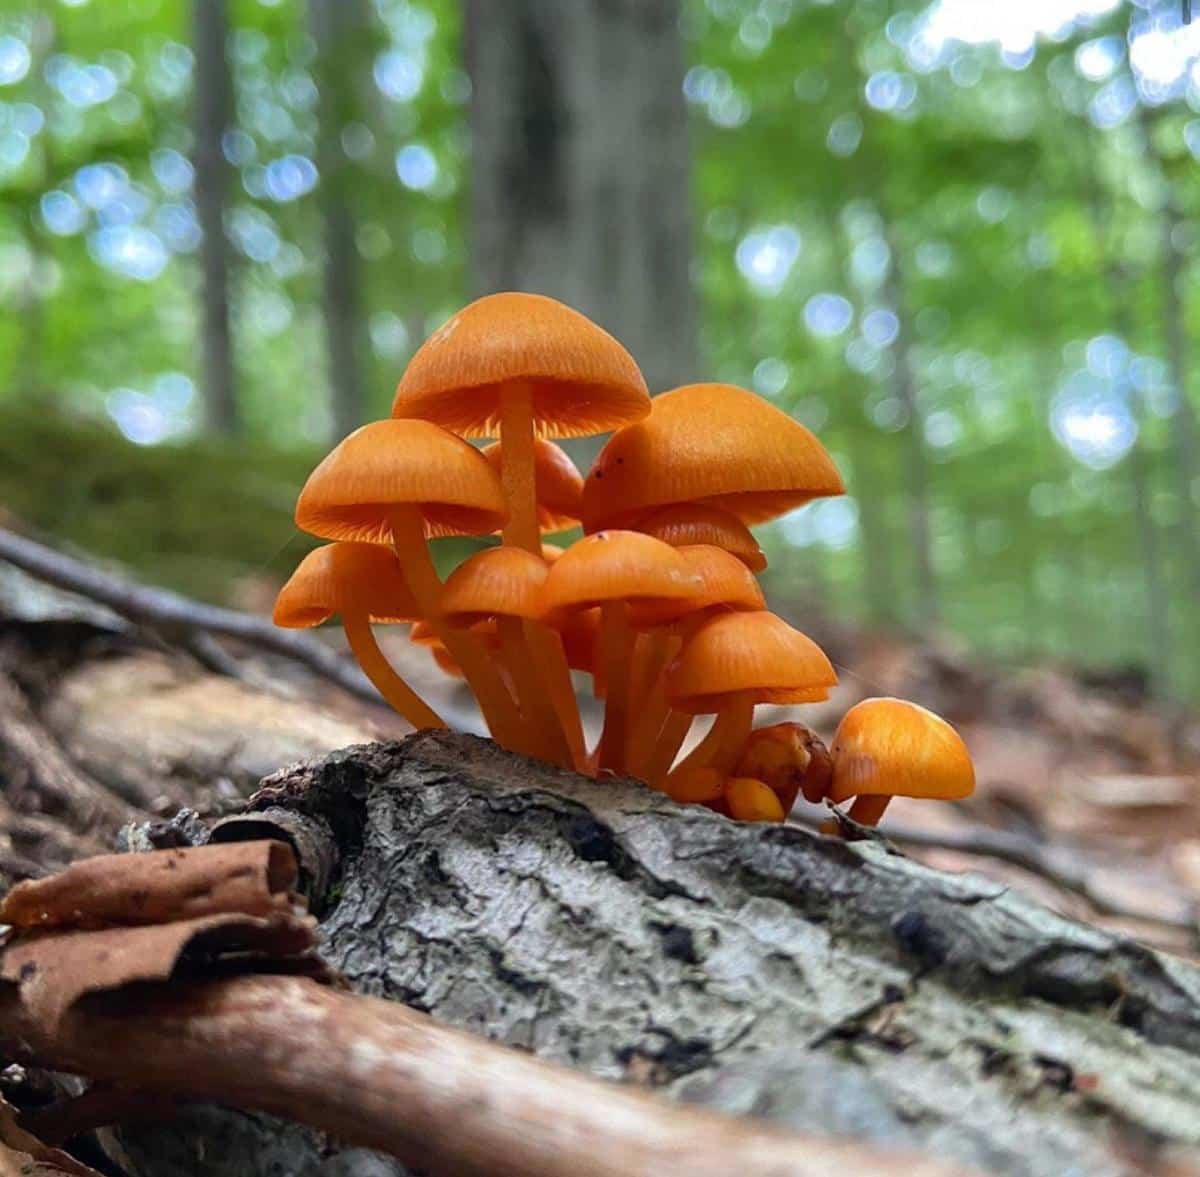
[
  {"x1": 310, "y1": 0, "x2": 368, "y2": 441},
  {"x1": 192, "y1": 0, "x2": 238, "y2": 436},
  {"x1": 1137, "y1": 107, "x2": 1200, "y2": 602},
  {"x1": 881, "y1": 220, "x2": 937, "y2": 629},
  {"x1": 108, "y1": 733, "x2": 1200, "y2": 1177},
  {"x1": 464, "y1": 0, "x2": 696, "y2": 397}
]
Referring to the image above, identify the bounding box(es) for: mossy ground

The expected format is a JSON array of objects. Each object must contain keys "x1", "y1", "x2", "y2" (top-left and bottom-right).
[{"x1": 0, "y1": 408, "x2": 479, "y2": 602}]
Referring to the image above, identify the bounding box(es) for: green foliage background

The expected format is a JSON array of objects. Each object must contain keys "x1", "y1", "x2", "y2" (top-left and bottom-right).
[{"x1": 0, "y1": 0, "x2": 1197, "y2": 694}]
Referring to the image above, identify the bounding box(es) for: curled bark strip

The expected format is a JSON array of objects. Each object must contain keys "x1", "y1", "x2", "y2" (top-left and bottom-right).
[
  {"x1": 1, "y1": 911, "x2": 319, "y2": 1030},
  {"x1": 0, "y1": 842, "x2": 298, "y2": 930},
  {"x1": 208, "y1": 810, "x2": 338, "y2": 911},
  {"x1": 0, "y1": 975, "x2": 975, "y2": 1177}
]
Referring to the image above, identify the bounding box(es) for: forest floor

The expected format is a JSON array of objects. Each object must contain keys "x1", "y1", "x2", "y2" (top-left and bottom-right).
[{"x1": 3, "y1": 528, "x2": 1197, "y2": 961}]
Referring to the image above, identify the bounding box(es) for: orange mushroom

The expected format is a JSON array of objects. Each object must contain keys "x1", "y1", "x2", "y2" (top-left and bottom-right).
[
  {"x1": 581, "y1": 382, "x2": 843, "y2": 533},
  {"x1": 440, "y1": 546, "x2": 579, "y2": 767},
  {"x1": 482, "y1": 439, "x2": 584, "y2": 535},
  {"x1": 541, "y1": 531, "x2": 703, "y2": 773},
  {"x1": 828, "y1": 697, "x2": 975, "y2": 828},
  {"x1": 626, "y1": 545, "x2": 766, "y2": 781},
  {"x1": 636, "y1": 504, "x2": 767, "y2": 573},
  {"x1": 294, "y1": 419, "x2": 522, "y2": 745},
  {"x1": 733, "y1": 722, "x2": 833, "y2": 813},
  {"x1": 725, "y1": 777, "x2": 786, "y2": 823},
  {"x1": 392, "y1": 293, "x2": 649, "y2": 554},
  {"x1": 666, "y1": 611, "x2": 837, "y2": 785},
  {"x1": 273, "y1": 542, "x2": 444, "y2": 730}
]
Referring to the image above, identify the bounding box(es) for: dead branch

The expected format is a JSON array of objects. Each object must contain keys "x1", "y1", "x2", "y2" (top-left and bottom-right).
[
  {"x1": 0, "y1": 974, "x2": 973, "y2": 1177},
  {"x1": 0, "y1": 527, "x2": 379, "y2": 708}
]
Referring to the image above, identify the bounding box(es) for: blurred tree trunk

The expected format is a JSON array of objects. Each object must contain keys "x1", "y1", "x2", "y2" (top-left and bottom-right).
[
  {"x1": 1137, "y1": 107, "x2": 1200, "y2": 603},
  {"x1": 1156, "y1": 194, "x2": 1200, "y2": 597},
  {"x1": 822, "y1": 207, "x2": 896, "y2": 625},
  {"x1": 881, "y1": 220, "x2": 938, "y2": 630},
  {"x1": 192, "y1": 0, "x2": 238, "y2": 436},
  {"x1": 464, "y1": 0, "x2": 695, "y2": 397},
  {"x1": 310, "y1": 0, "x2": 368, "y2": 441}
]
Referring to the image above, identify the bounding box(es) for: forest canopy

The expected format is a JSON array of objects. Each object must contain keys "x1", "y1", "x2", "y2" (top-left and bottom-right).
[{"x1": 0, "y1": 0, "x2": 1198, "y2": 696}]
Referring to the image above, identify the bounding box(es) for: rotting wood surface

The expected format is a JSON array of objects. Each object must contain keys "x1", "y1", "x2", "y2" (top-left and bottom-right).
[{"x1": 110, "y1": 732, "x2": 1200, "y2": 1177}]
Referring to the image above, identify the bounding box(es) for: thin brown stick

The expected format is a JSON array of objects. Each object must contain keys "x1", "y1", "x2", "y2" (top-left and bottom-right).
[
  {"x1": 0, "y1": 975, "x2": 975, "y2": 1177},
  {"x1": 0, "y1": 527, "x2": 381, "y2": 708},
  {"x1": 795, "y1": 812, "x2": 1198, "y2": 937}
]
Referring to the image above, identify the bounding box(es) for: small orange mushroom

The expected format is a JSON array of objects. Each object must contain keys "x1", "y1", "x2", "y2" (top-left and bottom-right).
[
  {"x1": 666, "y1": 611, "x2": 837, "y2": 785},
  {"x1": 725, "y1": 777, "x2": 786, "y2": 823},
  {"x1": 393, "y1": 293, "x2": 649, "y2": 554},
  {"x1": 482, "y1": 439, "x2": 584, "y2": 535},
  {"x1": 733, "y1": 722, "x2": 833, "y2": 813},
  {"x1": 582, "y1": 382, "x2": 843, "y2": 533},
  {"x1": 294, "y1": 419, "x2": 521, "y2": 746},
  {"x1": 273, "y1": 543, "x2": 444, "y2": 730},
  {"x1": 664, "y1": 765, "x2": 726, "y2": 805},
  {"x1": 626, "y1": 545, "x2": 766, "y2": 781},
  {"x1": 828, "y1": 697, "x2": 975, "y2": 829},
  {"x1": 637, "y1": 504, "x2": 767, "y2": 573},
  {"x1": 440, "y1": 546, "x2": 579, "y2": 767},
  {"x1": 541, "y1": 531, "x2": 703, "y2": 774}
]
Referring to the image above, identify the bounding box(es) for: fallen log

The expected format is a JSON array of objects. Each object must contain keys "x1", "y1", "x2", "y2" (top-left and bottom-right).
[{"x1": 100, "y1": 733, "x2": 1200, "y2": 1177}]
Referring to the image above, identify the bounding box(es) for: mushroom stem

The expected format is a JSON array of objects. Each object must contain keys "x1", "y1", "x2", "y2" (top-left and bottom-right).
[
  {"x1": 596, "y1": 601, "x2": 632, "y2": 773},
  {"x1": 668, "y1": 695, "x2": 755, "y2": 786},
  {"x1": 846, "y1": 794, "x2": 892, "y2": 827},
  {"x1": 527, "y1": 622, "x2": 587, "y2": 772},
  {"x1": 626, "y1": 631, "x2": 681, "y2": 780},
  {"x1": 498, "y1": 616, "x2": 572, "y2": 767},
  {"x1": 387, "y1": 506, "x2": 524, "y2": 747},
  {"x1": 647, "y1": 710, "x2": 693, "y2": 788},
  {"x1": 342, "y1": 612, "x2": 446, "y2": 730},
  {"x1": 499, "y1": 383, "x2": 541, "y2": 554}
]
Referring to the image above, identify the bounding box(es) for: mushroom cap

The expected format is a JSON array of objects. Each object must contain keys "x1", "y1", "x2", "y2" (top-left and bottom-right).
[
  {"x1": 392, "y1": 293, "x2": 650, "y2": 438},
  {"x1": 633, "y1": 545, "x2": 765, "y2": 629},
  {"x1": 665, "y1": 766, "x2": 726, "y2": 804},
  {"x1": 295, "y1": 420, "x2": 507, "y2": 544},
  {"x1": 482, "y1": 438, "x2": 583, "y2": 533},
  {"x1": 725, "y1": 777, "x2": 786, "y2": 823},
  {"x1": 666, "y1": 611, "x2": 837, "y2": 714},
  {"x1": 637, "y1": 504, "x2": 767, "y2": 573},
  {"x1": 581, "y1": 383, "x2": 844, "y2": 531},
  {"x1": 272, "y1": 542, "x2": 419, "y2": 628},
  {"x1": 540, "y1": 530, "x2": 704, "y2": 616},
  {"x1": 829, "y1": 697, "x2": 975, "y2": 804},
  {"x1": 440, "y1": 546, "x2": 549, "y2": 626},
  {"x1": 734, "y1": 722, "x2": 832, "y2": 807}
]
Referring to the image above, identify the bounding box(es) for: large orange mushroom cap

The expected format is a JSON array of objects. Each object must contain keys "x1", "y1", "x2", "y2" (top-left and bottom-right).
[
  {"x1": 295, "y1": 419, "x2": 506, "y2": 543},
  {"x1": 581, "y1": 383, "x2": 844, "y2": 531},
  {"x1": 829, "y1": 697, "x2": 975, "y2": 804},
  {"x1": 272, "y1": 543, "x2": 420, "y2": 628},
  {"x1": 391, "y1": 293, "x2": 650, "y2": 438},
  {"x1": 667, "y1": 611, "x2": 837, "y2": 715},
  {"x1": 482, "y1": 439, "x2": 583, "y2": 533},
  {"x1": 439, "y1": 546, "x2": 549, "y2": 626},
  {"x1": 541, "y1": 530, "x2": 703, "y2": 617},
  {"x1": 637, "y1": 504, "x2": 767, "y2": 573}
]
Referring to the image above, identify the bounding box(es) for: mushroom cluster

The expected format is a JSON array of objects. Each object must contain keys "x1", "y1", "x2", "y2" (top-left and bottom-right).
[{"x1": 275, "y1": 293, "x2": 974, "y2": 827}]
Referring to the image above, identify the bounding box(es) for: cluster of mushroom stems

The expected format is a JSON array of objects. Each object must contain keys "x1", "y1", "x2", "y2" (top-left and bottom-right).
[{"x1": 274, "y1": 293, "x2": 974, "y2": 826}]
